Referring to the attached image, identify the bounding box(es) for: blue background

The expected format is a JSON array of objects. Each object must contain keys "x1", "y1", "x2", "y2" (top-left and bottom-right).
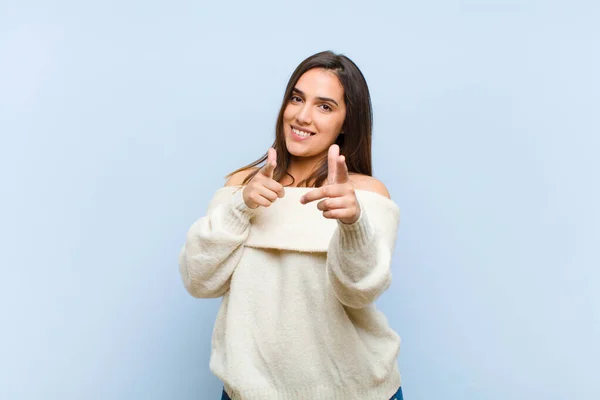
[{"x1": 1, "y1": 1, "x2": 598, "y2": 399}]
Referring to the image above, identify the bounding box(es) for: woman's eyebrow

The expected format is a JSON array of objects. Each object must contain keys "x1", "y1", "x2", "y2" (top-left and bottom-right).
[{"x1": 292, "y1": 87, "x2": 339, "y2": 107}]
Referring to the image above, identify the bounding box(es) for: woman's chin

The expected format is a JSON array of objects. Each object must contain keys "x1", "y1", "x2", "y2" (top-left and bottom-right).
[{"x1": 285, "y1": 142, "x2": 308, "y2": 157}]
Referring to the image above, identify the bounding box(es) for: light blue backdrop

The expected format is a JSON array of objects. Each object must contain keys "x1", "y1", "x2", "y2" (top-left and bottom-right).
[{"x1": 1, "y1": 1, "x2": 598, "y2": 399}]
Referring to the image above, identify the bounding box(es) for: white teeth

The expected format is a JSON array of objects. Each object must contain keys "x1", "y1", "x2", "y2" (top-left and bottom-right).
[{"x1": 293, "y1": 128, "x2": 312, "y2": 137}]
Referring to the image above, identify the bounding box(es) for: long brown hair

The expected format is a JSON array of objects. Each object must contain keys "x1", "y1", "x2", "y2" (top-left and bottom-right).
[{"x1": 226, "y1": 50, "x2": 373, "y2": 188}]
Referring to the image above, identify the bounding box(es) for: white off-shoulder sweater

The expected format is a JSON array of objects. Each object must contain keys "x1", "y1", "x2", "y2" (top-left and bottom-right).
[{"x1": 179, "y1": 186, "x2": 402, "y2": 400}]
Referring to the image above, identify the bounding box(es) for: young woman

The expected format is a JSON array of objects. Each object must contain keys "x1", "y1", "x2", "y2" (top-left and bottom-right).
[{"x1": 179, "y1": 51, "x2": 403, "y2": 400}]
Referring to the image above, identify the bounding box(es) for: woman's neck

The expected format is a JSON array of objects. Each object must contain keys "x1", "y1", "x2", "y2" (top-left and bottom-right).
[{"x1": 284, "y1": 154, "x2": 324, "y2": 187}]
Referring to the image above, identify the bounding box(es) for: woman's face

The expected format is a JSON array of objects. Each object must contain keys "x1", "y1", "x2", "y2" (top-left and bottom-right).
[{"x1": 282, "y1": 68, "x2": 346, "y2": 161}]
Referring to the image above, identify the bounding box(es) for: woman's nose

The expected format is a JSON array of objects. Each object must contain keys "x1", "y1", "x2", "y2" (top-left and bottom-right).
[{"x1": 295, "y1": 105, "x2": 312, "y2": 124}]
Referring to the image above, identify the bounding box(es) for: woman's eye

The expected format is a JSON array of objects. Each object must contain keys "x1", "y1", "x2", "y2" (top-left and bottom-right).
[
  {"x1": 320, "y1": 104, "x2": 332, "y2": 111},
  {"x1": 291, "y1": 95, "x2": 302, "y2": 103}
]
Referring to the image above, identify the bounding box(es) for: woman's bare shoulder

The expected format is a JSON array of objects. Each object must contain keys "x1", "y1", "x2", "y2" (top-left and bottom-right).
[
  {"x1": 224, "y1": 167, "x2": 260, "y2": 187},
  {"x1": 349, "y1": 174, "x2": 391, "y2": 199}
]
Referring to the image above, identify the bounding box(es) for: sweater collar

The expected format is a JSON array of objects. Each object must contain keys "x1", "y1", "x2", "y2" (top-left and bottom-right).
[{"x1": 216, "y1": 186, "x2": 400, "y2": 253}]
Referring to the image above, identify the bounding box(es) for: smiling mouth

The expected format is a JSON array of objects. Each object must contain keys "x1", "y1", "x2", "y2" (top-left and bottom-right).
[{"x1": 291, "y1": 126, "x2": 316, "y2": 137}]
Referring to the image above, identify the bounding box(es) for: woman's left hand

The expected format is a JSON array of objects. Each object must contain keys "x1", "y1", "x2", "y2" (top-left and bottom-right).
[{"x1": 300, "y1": 144, "x2": 361, "y2": 225}]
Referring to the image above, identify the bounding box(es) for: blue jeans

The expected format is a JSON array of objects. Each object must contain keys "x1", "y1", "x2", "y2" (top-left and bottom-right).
[{"x1": 221, "y1": 386, "x2": 403, "y2": 399}]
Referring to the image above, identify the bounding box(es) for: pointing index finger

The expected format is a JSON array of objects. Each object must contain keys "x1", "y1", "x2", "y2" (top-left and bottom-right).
[
  {"x1": 336, "y1": 155, "x2": 349, "y2": 184},
  {"x1": 328, "y1": 144, "x2": 339, "y2": 185},
  {"x1": 260, "y1": 148, "x2": 276, "y2": 178}
]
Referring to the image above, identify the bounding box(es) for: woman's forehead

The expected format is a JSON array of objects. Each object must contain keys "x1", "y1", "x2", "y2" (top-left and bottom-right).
[{"x1": 295, "y1": 68, "x2": 344, "y2": 100}]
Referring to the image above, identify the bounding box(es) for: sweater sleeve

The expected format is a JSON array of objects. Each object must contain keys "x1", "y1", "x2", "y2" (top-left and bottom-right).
[
  {"x1": 179, "y1": 188, "x2": 257, "y2": 298},
  {"x1": 325, "y1": 196, "x2": 400, "y2": 308}
]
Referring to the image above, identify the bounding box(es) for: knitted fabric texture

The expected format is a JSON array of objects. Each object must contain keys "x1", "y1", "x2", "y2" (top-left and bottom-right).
[{"x1": 179, "y1": 186, "x2": 402, "y2": 400}]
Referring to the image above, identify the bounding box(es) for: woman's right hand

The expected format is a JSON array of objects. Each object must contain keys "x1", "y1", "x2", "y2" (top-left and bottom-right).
[{"x1": 242, "y1": 148, "x2": 285, "y2": 209}]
